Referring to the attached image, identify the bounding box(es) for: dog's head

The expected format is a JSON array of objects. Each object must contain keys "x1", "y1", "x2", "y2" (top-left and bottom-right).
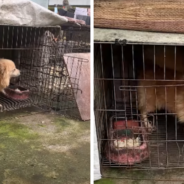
[
  {"x1": 0, "y1": 59, "x2": 20, "y2": 90},
  {"x1": 0, "y1": 59, "x2": 20, "y2": 78}
]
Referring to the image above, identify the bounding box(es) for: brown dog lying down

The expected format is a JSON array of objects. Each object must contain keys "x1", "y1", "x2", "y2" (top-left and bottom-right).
[
  {"x1": 138, "y1": 65, "x2": 184, "y2": 130},
  {"x1": 0, "y1": 59, "x2": 20, "y2": 95}
]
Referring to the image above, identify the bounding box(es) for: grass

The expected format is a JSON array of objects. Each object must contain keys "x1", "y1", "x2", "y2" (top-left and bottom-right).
[
  {"x1": 0, "y1": 121, "x2": 38, "y2": 140},
  {"x1": 95, "y1": 178, "x2": 116, "y2": 184}
]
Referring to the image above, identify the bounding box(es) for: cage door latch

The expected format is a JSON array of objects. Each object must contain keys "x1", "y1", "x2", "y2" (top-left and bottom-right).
[{"x1": 115, "y1": 39, "x2": 127, "y2": 45}]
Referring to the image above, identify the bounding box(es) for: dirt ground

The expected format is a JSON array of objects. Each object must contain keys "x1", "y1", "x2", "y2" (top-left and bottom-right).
[{"x1": 0, "y1": 107, "x2": 90, "y2": 184}]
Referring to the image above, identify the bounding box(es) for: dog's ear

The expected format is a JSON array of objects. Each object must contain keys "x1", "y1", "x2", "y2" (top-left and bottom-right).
[
  {"x1": 0, "y1": 62, "x2": 9, "y2": 89},
  {"x1": 0, "y1": 64, "x2": 5, "y2": 75}
]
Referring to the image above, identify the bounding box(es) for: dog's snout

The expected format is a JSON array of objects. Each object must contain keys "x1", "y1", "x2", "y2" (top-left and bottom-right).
[
  {"x1": 11, "y1": 68, "x2": 21, "y2": 77},
  {"x1": 17, "y1": 70, "x2": 21, "y2": 75}
]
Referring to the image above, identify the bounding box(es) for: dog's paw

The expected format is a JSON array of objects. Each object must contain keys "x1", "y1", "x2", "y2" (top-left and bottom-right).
[
  {"x1": 1, "y1": 89, "x2": 6, "y2": 95},
  {"x1": 146, "y1": 125, "x2": 156, "y2": 133},
  {"x1": 0, "y1": 104, "x2": 3, "y2": 112},
  {"x1": 143, "y1": 121, "x2": 156, "y2": 133}
]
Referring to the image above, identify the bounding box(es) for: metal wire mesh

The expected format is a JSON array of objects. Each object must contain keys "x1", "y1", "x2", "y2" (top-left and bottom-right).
[
  {"x1": 0, "y1": 25, "x2": 89, "y2": 117},
  {"x1": 94, "y1": 43, "x2": 184, "y2": 172},
  {"x1": 62, "y1": 26, "x2": 90, "y2": 53}
]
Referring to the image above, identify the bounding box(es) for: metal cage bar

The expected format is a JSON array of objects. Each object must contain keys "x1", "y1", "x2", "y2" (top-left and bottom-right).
[
  {"x1": 0, "y1": 25, "x2": 89, "y2": 119},
  {"x1": 94, "y1": 43, "x2": 184, "y2": 173}
]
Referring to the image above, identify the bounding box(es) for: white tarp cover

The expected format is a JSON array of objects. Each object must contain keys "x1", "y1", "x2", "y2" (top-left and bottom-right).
[
  {"x1": 0, "y1": 0, "x2": 68, "y2": 26},
  {"x1": 94, "y1": 116, "x2": 101, "y2": 181}
]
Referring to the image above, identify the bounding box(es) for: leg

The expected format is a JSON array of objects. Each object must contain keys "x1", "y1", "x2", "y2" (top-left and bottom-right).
[
  {"x1": 141, "y1": 111, "x2": 156, "y2": 132},
  {"x1": 141, "y1": 111, "x2": 153, "y2": 129},
  {"x1": 1, "y1": 89, "x2": 6, "y2": 95},
  {"x1": 176, "y1": 101, "x2": 184, "y2": 123},
  {"x1": 177, "y1": 110, "x2": 184, "y2": 123},
  {"x1": 138, "y1": 87, "x2": 156, "y2": 131},
  {"x1": 0, "y1": 90, "x2": 5, "y2": 111}
]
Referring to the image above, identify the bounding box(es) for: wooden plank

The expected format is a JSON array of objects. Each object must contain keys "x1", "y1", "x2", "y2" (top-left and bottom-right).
[{"x1": 94, "y1": 0, "x2": 184, "y2": 33}]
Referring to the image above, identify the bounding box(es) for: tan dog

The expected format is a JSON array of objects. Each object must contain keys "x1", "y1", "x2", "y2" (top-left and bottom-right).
[
  {"x1": 138, "y1": 66, "x2": 184, "y2": 130},
  {"x1": 0, "y1": 59, "x2": 20, "y2": 94}
]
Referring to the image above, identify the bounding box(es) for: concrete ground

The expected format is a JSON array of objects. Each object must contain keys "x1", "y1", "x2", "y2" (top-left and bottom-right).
[{"x1": 0, "y1": 107, "x2": 90, "y2": 184}]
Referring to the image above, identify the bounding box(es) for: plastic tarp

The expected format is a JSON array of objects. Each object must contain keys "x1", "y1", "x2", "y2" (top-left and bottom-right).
[{"x1": 0, "y1": 0, "x2": 68, "y2": 26}]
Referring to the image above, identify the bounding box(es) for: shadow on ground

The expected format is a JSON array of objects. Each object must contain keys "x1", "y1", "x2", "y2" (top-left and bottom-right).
[{"x1": 0, "y1": 108, "x2": 90, "y2": 184}]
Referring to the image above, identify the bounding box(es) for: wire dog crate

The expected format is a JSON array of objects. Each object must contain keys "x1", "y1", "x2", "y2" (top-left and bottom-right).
[
  {"x1": 94, "y1": 38, "x2": 184, "y2": 172},
  {"x1": 0, "y1": 25, "x2": 89, "y2": 117}
]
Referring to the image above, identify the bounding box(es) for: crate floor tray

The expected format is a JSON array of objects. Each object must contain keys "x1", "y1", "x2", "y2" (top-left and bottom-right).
[{"x1": 0, "y1": 93, "x2": 33, "y2": 112}]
